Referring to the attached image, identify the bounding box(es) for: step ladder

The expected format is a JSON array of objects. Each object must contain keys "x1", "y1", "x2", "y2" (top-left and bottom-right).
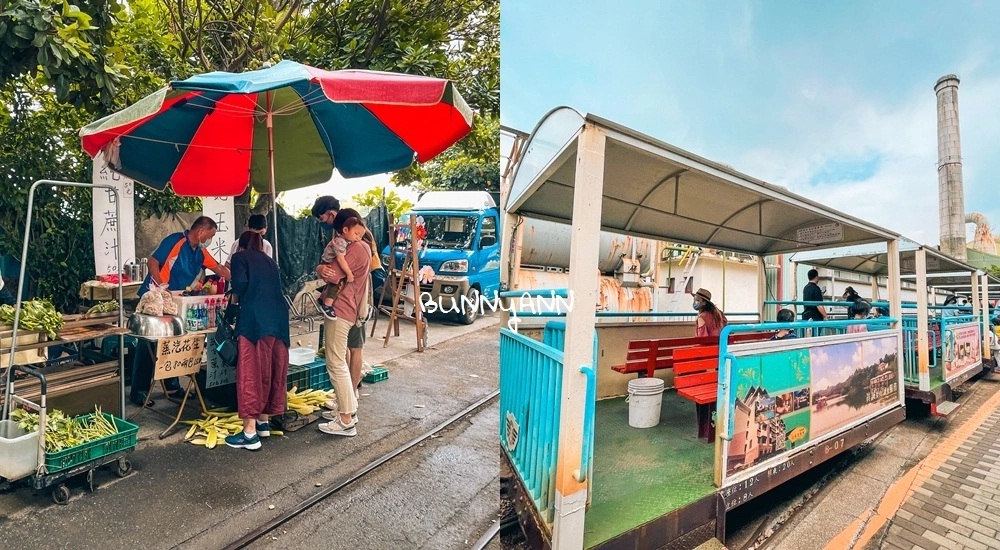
[
  {"x1": 664, "y1": 245, "x2": 701, "y2": 312},
  {"x1": 373, "y1": 215, "x2": 426, "y2": 352}
]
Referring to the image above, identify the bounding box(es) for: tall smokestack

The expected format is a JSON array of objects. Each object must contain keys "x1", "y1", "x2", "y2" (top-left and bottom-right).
[{"x1": 935, "y1": 74, "x2": 967, "y2": 260}]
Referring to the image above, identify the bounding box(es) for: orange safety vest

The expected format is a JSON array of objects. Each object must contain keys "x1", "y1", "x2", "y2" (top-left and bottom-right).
[{"x1": 158, "y1": 236, "x2": 220, "y2": 285}]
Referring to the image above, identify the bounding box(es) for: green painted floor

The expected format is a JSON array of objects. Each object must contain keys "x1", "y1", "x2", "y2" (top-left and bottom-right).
[{"x1": 583, "y1": 395, "x2": 715, "y2": 548}]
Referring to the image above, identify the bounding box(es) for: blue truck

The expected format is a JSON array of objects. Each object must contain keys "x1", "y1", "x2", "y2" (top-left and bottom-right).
[{"x1": 381, "y1": 191, "x2": 501, "y2": 324}]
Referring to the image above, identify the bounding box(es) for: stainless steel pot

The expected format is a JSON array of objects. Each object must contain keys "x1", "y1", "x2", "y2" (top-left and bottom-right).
[{"x1": 127, "y1": 313, "x2": 186, "y2": 337}]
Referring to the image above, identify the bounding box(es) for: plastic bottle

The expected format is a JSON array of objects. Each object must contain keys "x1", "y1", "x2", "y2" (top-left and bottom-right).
[
  {"x1": 209, "y1": 299, "x2": 217, "y2": 329},
  {"x1": 186, "y1": 305, "x2": 196, "y2": 332}
]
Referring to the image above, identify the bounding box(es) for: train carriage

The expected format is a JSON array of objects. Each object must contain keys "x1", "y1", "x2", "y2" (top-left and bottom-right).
[
  {"x1": 789, "y1": 241, "x2": 998, "y2": 415},
  {"x1": 499, "y1": 107, "x2": 911, "y2": 548}
]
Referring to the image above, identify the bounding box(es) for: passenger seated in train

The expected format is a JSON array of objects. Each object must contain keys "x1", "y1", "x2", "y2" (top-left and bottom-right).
[
  {"x1": 692, "y1": 288, "x2": 728, "y2": 337},
  {"x1": 847, "y1": 300, "x2": 871, "y2": 333},
  {"x1": 770, "y1": 308, "x2": 798, "y2": 340}
]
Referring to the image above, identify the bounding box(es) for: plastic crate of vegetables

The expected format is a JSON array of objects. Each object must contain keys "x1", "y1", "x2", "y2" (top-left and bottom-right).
[
  {"x1": 9, "y1": 408, "x2": 138, "y2": 474},
  {"x1": 44, "y1": 412, "x2": 137, "y2": 473}
]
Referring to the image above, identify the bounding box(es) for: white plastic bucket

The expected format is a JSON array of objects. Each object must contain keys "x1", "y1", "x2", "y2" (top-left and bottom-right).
[{"x1": 626, "y1": 378, "x2": 665, "y2": 428}]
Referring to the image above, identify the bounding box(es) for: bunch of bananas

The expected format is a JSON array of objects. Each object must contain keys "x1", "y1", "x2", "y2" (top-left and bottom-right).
[
  {"x1": 182, "y1": 410, "x2": 284, "y2": 449},
  {"x1": 286, "y1": 387, "x2": 337, "y2": 416}
]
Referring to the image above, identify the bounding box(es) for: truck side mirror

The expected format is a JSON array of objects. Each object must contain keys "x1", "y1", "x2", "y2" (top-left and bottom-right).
[{"x1": 480, "y1": 236, "x2": 497, "y2": 248}]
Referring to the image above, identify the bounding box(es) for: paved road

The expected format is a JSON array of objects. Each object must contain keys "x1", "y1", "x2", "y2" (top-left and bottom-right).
[{"x1": 0, "y1": 323, "x2": 499, "y2": 549}]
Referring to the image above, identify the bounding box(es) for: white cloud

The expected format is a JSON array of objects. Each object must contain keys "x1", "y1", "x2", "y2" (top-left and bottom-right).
[{"x1": 732, "y1": 69, "x2": 1000, "y2": 246}]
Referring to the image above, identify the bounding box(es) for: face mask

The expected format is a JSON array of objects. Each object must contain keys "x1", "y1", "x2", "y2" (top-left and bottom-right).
[
  {"x1": 692, "y1": 302, "x2": 700, "y2": 311},
  {"x1": 199, "y1": 238, "x2": 212, "y2": 249}
]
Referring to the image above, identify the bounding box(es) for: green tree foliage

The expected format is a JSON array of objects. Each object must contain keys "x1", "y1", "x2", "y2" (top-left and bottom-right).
[
  {"x1": 0, "y1": 0, "x2": 127, "y2": 111},
  {"x1": 352, "y1": 187, "x2": 413, "y2": 221},
  {"x1": 0, "y1": 81, "x2": 96, "y2": 310},
  {"x1": 988, "y1": 265, "x2": 1000, "y2": 280},
  {"x1": 0, "y1": 0, "x2": 497, "y2": 310},
  {"x1": 290, "y1": 0, "x2": 500, "y2": 193}
]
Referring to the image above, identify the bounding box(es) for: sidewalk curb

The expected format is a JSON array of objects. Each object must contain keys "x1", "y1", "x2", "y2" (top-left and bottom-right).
[{"x1": 823, "y1": 375, "x2": 1000, "y2": 550}]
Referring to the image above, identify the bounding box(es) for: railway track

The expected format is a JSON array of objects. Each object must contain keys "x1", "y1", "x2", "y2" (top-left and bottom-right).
[{"x1": 221, "y1": 389, "x2": 500, "y2": 550}]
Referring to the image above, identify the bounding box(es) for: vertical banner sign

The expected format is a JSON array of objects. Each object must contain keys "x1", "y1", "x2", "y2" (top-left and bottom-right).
[
  {"x1": 202, "y1": 196, "x2": 236, "y2": 273},
  {"x1": 92, "y1": 153, "x2": 136, "y2": 276},
  {"x1": 204, "y1": 333, "x2": 236, "y2": 388}
]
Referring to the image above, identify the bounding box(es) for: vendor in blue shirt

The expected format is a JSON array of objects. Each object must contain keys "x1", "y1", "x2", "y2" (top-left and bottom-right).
[{"x1": 131, "y1": 217, "x2": 232, "y2": 407}]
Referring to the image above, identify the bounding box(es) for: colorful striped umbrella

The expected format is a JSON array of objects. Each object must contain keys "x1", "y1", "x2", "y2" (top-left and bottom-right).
[{"x1": 79, "y1": 60, "x2": 474, "y2": 197}]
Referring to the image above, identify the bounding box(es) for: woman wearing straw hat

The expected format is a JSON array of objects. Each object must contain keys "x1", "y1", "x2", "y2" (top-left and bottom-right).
[{"x1": 693, "y1": 288, "x2": 728, "y2": 337}]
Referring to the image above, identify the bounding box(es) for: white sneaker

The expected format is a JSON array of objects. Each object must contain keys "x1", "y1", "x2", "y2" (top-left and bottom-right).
[
  {"x1": 321, "y1": 410, "x2": 358, "y2": 424},
  {"x1": 318, "y1": 418, "x2": 356, "y2": 437},
  {"x1": 322, "y1": 399, "x2": 338, "y2": 410}
]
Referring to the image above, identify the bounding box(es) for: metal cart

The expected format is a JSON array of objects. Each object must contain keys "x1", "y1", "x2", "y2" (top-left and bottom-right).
[{"x1": 1, "y1": 366, "x2": 134, "y2": 504}]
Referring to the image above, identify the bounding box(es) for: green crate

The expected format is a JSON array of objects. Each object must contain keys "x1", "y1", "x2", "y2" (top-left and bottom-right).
[
  {"x1": 44, "y1": 413, "x2": 138, "y2": 474},
  {"x1": 363, "y1": 366, "x2": 388, "y2": 384},
  {"x1": 304, "y1": 359, "x2": 332, "y2": 391},
  {"x1": 286, "y1": 364, "x2": 309, "y2": 391}
]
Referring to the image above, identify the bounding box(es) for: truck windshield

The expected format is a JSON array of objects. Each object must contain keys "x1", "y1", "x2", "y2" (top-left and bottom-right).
[{"x1": 399, "y1": 215, "x2": 479, "y2": 250}]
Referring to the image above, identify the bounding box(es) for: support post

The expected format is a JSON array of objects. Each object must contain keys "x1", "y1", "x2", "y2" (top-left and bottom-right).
[
  {"x1": 981, "y1": 273, "x2": 991, "y2": 362},
  {"x1": 757, "y1": 256, "x2": 767, "y2": 322},
  {"x1": 915, "y1": 248, "x2": 930, "y2": 391},
  {"x1": 887, "y1": 239, "x2": 905, "y2": 402},
  {"x1": 551, "y1": 124, "x2": 605, "y2": 550},
  {"x1": 971, "y1": 272, "x2": 981, "y2": 319}
]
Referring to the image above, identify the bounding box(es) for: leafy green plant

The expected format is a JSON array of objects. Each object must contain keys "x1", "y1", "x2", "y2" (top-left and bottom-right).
[{"x1": 352, "y1": 187, "x2": 413, "y2": 221}]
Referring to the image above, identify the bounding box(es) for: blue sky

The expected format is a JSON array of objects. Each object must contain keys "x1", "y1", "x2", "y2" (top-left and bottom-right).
[{"x1": 501, "y1": 1, "x2": 1000, "y2": 247}]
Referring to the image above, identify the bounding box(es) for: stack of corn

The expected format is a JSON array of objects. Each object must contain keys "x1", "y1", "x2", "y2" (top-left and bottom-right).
[
  {"x1": 183, "y1": 409, "x2": 284, "y2": 448},
  {"x1": 286, "y1": 387, "x2": 337, "y2": 415}
]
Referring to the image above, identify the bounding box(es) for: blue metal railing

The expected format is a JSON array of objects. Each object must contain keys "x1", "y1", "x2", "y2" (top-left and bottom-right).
[
  {"x1": 540, "y1": 321, "x2": 597, "y2": 490},
  {"x1": 500, "y1": 328, "x2": 564, "y2": 525},
  {"x1": 514, "y1": 311, "x2": 762, "y2": 321},
  {"x1": 901, "y1": 325, "x2": 938, "y2": 385}
]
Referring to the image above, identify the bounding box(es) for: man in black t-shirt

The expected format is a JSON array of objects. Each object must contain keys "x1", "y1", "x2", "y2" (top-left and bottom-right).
[{"x1": 801, "y1": 269, "x2": 828, "y2": 321}]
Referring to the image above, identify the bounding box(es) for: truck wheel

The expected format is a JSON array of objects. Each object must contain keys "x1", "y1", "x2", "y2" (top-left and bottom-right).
[{"x1": 458, "y1": 287, "x2": 480, "y2": 325}]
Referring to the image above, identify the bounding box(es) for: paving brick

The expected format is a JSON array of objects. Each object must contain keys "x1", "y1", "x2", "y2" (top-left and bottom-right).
[
  {"x1": 888, "y1": 522, "x2": 941, "y2": 550},
  {"x1": 897, "y1": 515, "x2": 951, "y2": 537},
  {"x1": 952, "y1": 492, "x2": 990, "y2": 512},
  {"x1": 922, "y1": 528, "x2": 958, "y2": 548},
  {"x1": 904, "y1": 501, "x2": 953, "y2": 527},
  {"x1": 935, "y1": 514, "x2": 974, "y2": 537},
  {"x1": 970, "y1": 530, "x2": 1000, "y2": 549},
  {"x1": 948, "y1": 530, "x2": 991, "y2": 550},
  {"x1": 915, "y1": 499, "x2": 962, "y2": 522},
  {"x1": 956, "y1": 515, "x2": 998, "y2": 538},
  {"x1": 931, "y1": 475, "x2": 980, "y2": 497}
]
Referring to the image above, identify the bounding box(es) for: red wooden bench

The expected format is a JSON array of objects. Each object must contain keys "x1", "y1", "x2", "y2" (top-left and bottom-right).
[
  {"x1": 612, "y1": 333, "x2": 773, "y2": 379},
  {"x1": 611, "y1": 336, "x2": 715, "y2": 378},
  {"x1": 674, "y1": 345, "x2": 721, "y2": 441}
]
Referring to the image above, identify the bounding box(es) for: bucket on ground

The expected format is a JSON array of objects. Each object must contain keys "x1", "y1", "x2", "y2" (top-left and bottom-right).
[{"x1": 626, "y1": 378, "x2": 664, "y2": 428}]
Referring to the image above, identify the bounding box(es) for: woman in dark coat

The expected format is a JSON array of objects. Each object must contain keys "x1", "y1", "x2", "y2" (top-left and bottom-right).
[{"x1": 225, "y1": 231, "x2": 290, "y2": 451}]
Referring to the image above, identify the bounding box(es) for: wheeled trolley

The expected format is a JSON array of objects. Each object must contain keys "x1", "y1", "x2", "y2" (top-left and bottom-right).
[{"x1": 1, "y1": 365, "x2": 136, "y2": 504}]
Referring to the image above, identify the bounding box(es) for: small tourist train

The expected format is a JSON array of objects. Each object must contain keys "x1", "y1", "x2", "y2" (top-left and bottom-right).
[{"x1": 498, "y1": 108, "x2": 996, "y2": 549}]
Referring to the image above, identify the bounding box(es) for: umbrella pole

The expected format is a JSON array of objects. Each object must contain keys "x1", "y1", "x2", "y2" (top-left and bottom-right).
[{"x1": 267, "y1": 90, "x2": 279, "y2": 268}]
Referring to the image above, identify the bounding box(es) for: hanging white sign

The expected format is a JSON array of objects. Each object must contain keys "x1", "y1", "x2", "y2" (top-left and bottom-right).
[
  {"x1": 92, "y1": 153, "x2": 136, "y2": 277},
  {"x1": 796, "y1": 222, "x2": 844, "y2": 245},
  {"x1": 202, "y1": 196, "x2": 236, "y2": 273}
]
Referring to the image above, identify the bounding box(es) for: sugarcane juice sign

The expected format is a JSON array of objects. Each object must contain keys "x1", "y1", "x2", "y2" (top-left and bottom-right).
[
  {"x1": 723, "y1": 334, "x2": 899, "y2": 482},
  {"x1": 945, "y1": 323, "x2": 981, "y2": 379},
  {"x1": 91, "y1": 153, "x2": 137, "y2": 276},
  {"x1": 154, "y1": 333, "x2": 205, "y2": 379}
]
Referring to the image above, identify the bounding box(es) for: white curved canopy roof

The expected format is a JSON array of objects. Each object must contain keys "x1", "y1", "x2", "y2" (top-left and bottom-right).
[{"x1": 507, "y1": 107, "x2": 900, "y2": 256}]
